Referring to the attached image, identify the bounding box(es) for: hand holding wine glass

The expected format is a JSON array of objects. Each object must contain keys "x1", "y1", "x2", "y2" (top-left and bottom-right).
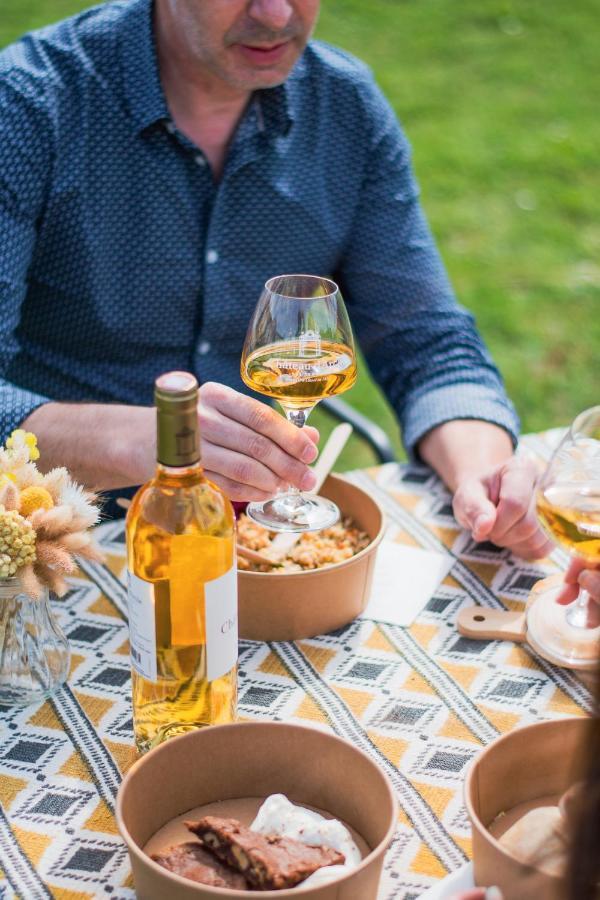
[
  {"x1": 527, "y1": 406, "x2": 600, "y2": 668},
  {"x1": 241, "y1": 274, "x2": 357, "y2": 532},
  {"x1": 557, "y1": 557, "x2": 600, "y2": 628}
]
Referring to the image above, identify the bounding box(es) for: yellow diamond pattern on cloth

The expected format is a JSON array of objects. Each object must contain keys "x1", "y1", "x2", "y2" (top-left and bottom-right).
[{"x1": 0, "y1": 433, "x2": 590, "y2": 900}]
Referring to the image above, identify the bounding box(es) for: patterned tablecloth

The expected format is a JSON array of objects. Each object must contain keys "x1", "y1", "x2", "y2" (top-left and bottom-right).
[{"x1": 0, "y1": 431, "x2": 592, "y2": 900}]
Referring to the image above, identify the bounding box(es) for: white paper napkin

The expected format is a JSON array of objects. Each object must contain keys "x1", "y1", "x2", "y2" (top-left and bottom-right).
[{"x1": 360, "y1": 540, "x2": 453, "y2": 627}]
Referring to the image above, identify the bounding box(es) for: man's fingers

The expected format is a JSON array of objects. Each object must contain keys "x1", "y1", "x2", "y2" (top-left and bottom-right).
[
  {"x1": 453, "y1": 479, "x2": 497, "y2": 540},
  {"x1": 488, "y1": 458, "x2": 538, "y2": 541},
  {"x1": 489, "y1": 508, "x2": 538, "y2": 544},
  {"x1": 507, "y1": 531, "x2": 554, "y2": 561},
  {"x1": 200, "y1": 382, "x2": 318, "y2": 462},
  {"x1": 203, "y1": 470, "x2": 274, "y2": 503},
  {"x1": 201, "y1": 443, "x2": 284, "y2": 495},
  {"x1": 304, "y1": 425, "x2": 320, "y2": 446},
  {"x1": 200, "y1": 407, "x2": 317, "y2": 490}
]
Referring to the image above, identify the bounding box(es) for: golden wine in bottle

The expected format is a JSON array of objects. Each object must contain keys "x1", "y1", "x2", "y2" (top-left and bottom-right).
[
  {"x1": 126, "y1": 372, "x2": 237, "y2": 754},
  {"x1": 242, "y1": 338, "x2": 357, "y2": 408},
  {"x1": 536, "y1": 482, "x2": 600, "y2": 563}
]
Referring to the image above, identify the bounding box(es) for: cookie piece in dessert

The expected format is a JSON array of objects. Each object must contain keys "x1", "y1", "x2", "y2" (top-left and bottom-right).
[
  {"x1": 152, "y1": 841, "x2": 249, "y2": 889},
  {"x1": 186, "y1": 816, "x2": 345, "y2": 890}
]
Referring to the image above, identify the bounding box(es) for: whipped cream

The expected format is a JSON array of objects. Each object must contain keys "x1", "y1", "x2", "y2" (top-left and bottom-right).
[{"x1": 250, "y1": 793, "x2": 361, "y2": 887}]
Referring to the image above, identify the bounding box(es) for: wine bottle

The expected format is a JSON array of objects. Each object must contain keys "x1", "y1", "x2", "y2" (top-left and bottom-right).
[{"x1": 126, "y1": 371, "x2": 237, "y2": 753}]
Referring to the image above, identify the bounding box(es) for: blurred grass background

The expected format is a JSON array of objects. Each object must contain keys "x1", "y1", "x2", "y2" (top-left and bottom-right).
[{"x1": 2, "y1": 0, "x2": 598, "y2": 469}]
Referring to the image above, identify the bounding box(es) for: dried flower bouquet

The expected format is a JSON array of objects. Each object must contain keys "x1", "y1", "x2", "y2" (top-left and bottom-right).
[{"x1": 0, "y1": 429, "x2": 103, "y2": 598}]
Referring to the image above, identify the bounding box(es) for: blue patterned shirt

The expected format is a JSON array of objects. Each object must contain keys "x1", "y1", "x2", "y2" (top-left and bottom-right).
[{"x1": 0, "y1": 0, "x2": 519, "y2": 456}]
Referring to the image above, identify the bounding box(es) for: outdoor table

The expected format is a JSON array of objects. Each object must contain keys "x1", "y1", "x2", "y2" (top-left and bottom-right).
[{"x1": 0, "y1": 431, "x2": 592, "y2": 900}]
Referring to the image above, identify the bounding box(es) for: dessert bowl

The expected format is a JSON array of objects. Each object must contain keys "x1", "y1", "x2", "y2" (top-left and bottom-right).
[
  {"x1": 464, "y1": 716, "x2": 592, "y2": 900},
  {"x1": 116, "y1": 720, "x2": 397, "y2": 899},
  {"x1": 237, "y1": 474, "x2": 385, "y2": 641}
]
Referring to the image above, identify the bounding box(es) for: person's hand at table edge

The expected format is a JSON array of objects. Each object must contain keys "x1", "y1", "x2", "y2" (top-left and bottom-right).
[
  {"x1": 22, "y1": 381, "x2": 319, "y2": 501},
  {"x1": 419, "y1": 420, "x2": 553, "y2": 560},
  {"x1": 556, "y1": 557, "x2": 600, "y2": 627}
]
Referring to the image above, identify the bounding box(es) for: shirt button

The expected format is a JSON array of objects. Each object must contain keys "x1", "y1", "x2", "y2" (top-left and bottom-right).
[
  {"x1": 198, "y1": 341, "x2": 211, "y2": 356},
  {"x1": 195, "y1": 154, "x2": 207, "y2": 167},
  {"x1": 165, "y1": 121, "x2": 175, "y2": 134},
  {"x1": 206, "y1": 249, "x2": 219, "y2": 264}
]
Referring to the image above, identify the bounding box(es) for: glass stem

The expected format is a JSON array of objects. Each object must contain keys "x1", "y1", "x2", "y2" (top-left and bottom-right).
[
  {"x1": 280, "y1": 406, "x2": 313, "y2": 508},
  {"x1": 565, "y1": 587, "x2": 592, "y2": 629}
]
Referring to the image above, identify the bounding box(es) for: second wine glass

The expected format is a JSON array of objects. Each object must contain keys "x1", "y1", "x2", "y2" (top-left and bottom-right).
[
  {"x1": 527, "y1": 406, "x2": 600, "y2": 668},
  {"x1": 241, "y1": 274, "x2": 357, "y2": 532}
]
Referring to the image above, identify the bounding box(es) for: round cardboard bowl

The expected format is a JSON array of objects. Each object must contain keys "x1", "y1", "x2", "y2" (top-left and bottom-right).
[
  {"x1": 116, "y1": 721, "x2": 398, "y2": 900},
  {"x1": 464, "y1": 717, "x2": 592, "y2": 900},
  {"x1": 238, "y1": 474, "x2": 385, "y2": 642}
]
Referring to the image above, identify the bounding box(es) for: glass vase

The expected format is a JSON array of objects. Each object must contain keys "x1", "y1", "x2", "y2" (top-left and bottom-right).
[{"x1": 0, "y1": 578, "x2": 70, "y2": 705}]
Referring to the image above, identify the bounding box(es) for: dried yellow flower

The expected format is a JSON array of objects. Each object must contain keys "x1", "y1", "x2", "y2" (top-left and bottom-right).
[
  {"x1": 6, "y1": 429, "x2": 40, "y2": 461},
  {"x1": 19, "y1": 486, "x2": 54, "y2": 517},
  {"x1": 0, "y1": 505, "x2": 37, "y2": 578}
]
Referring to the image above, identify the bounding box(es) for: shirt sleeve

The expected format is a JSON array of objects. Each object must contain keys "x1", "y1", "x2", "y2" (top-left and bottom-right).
[
  {"x1": 336, "y1": 75, "x2": 519, "y2": 459},
  {"x1": 0, "y1": 73, "x2": 53, "y2": 442}
]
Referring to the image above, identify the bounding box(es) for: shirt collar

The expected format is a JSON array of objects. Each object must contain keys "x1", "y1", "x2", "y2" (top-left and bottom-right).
[
  {"x1": 256, "y1": 53, "x2": 307, "y2": 138},
  {"x1": 120, "y1": 0, "x2": 169, "y2": 134},
  {"x1": 120, "y1": 0, "x2": 308, "y2": 138}
]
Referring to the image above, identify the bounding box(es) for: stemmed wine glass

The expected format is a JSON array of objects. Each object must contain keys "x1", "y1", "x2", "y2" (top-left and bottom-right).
[
  {"x1": 241, "y1": 274, "x2": 357, "y2": 532},
  {"x1": 527, "y1": 406, "x2": 600, "y2": 668}
]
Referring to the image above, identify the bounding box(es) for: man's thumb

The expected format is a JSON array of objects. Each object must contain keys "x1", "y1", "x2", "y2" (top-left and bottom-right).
[{"x1": 453, "y1": 479, "x2": 497, "y2": 540}]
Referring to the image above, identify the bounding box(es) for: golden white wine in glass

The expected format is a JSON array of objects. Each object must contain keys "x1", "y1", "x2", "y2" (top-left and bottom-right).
[
  {"x1": 527, "y1": 406, "x2": 600, "y2": 668},
  {"x1": 241, "y1": 274, "x2": 357, "y2": 532}
]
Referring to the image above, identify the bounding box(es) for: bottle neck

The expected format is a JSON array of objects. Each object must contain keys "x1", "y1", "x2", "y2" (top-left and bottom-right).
[{"x1": 156, "y1": 402, "x2": 201, "y2": 468}]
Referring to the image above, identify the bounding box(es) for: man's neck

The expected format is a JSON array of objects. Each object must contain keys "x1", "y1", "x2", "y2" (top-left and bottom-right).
[{"x1": 154, "y1": 7, "x2": 250, "y2": 178}]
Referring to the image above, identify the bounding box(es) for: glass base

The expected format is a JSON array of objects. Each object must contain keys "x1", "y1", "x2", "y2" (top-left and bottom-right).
[
  {"x1": 526, "y1": 582, "x2": 600, "y2": 670},
  {"x1": 246, "y1": 493, "x2": 340, "y2": 533}
]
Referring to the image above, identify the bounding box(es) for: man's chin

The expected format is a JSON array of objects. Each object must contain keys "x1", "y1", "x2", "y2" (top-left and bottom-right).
[
  {"x1": 224, "y1": 44, "x2": 302, "y2": 90},
  {"x1": 225, "y1": 67, "x2": 293, "y2": 91}
]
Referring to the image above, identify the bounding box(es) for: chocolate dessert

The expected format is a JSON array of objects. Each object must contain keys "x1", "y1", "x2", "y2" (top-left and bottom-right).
[
  {"x1": 152, "y1": 841, "x2": 249, "y2": 889},
  {"x1": 186, "y1": 815, "x2": 345, "y2": 890}
]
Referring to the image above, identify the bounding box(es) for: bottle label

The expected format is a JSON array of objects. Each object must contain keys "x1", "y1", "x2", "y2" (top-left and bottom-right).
[
  {"x1": 205, "y1": 564, "x2": 238, "y2": 681},
  {"x1": 127, "y1": 571, "x2": 158, "y2": 682},
  {"x1": 127, "y1": 565, "x2": 237, "y2": 684}
]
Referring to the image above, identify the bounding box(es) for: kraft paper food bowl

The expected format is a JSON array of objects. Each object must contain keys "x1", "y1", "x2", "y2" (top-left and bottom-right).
[
  {"x1": 116, "y1": 721, "x2": 398, "y2": 900},
  {"x1": 464, "y1": 717, "x2": 592, "y2": 900},
  {"x1": 238, "y1": 474, "x2": 385, "y2": 641}
]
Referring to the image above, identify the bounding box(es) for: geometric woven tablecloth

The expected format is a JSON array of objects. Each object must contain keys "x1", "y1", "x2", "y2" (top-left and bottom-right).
[{"x1": 0, "y1": 430, "x2": 591, "y2": 900}]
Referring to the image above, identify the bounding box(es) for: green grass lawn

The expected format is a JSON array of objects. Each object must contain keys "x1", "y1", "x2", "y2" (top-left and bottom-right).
[{"x1": 2, "y1": 0, "x2": 598, "y2": 470}]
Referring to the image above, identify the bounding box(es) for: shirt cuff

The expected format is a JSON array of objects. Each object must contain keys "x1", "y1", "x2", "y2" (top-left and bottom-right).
[
  {"x1": 0, "y1": 382, "x2": 51, "y2": 444},
  {"x1": 401, "y1": 383, "x2": 520, "y2": 462}
]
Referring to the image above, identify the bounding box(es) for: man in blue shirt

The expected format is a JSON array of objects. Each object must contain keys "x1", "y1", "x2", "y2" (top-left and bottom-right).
[{"x1": 0, "y1": 0, "x2": 550, "y2": 557}]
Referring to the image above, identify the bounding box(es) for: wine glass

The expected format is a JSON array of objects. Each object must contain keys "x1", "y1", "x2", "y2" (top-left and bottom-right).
[
  {"x1": 527, "y1": 406, "x2": 600, "y2": 668},
  {"x1": 241, "y1": 274, "x2": 357, "y2": 532}
]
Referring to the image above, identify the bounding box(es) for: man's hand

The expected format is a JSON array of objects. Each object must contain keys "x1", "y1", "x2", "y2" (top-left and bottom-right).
[
  {"x1": 452, "y1": 456, "x2": 553, "y2": 559},
  {"x1": 556, "y1": 557, "x2": 600, "y2": 627},
  {"x1": 197, "y1": 382, "x2": 318, "y2": 501},
  {"x1": 24, "y1": 382, "x2": 319, "y2": 500},
  {"x1": 418, "y1": 420, "x2": 552, "y2": 560}
]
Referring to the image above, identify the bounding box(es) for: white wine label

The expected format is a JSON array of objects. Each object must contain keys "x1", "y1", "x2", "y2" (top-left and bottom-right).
[
  {"x1": 205, "y1": 564, "x2": 238, "y2": 682},
  {"x1": 127, "y1": 571, "x2": 158, "y2": 682}
]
